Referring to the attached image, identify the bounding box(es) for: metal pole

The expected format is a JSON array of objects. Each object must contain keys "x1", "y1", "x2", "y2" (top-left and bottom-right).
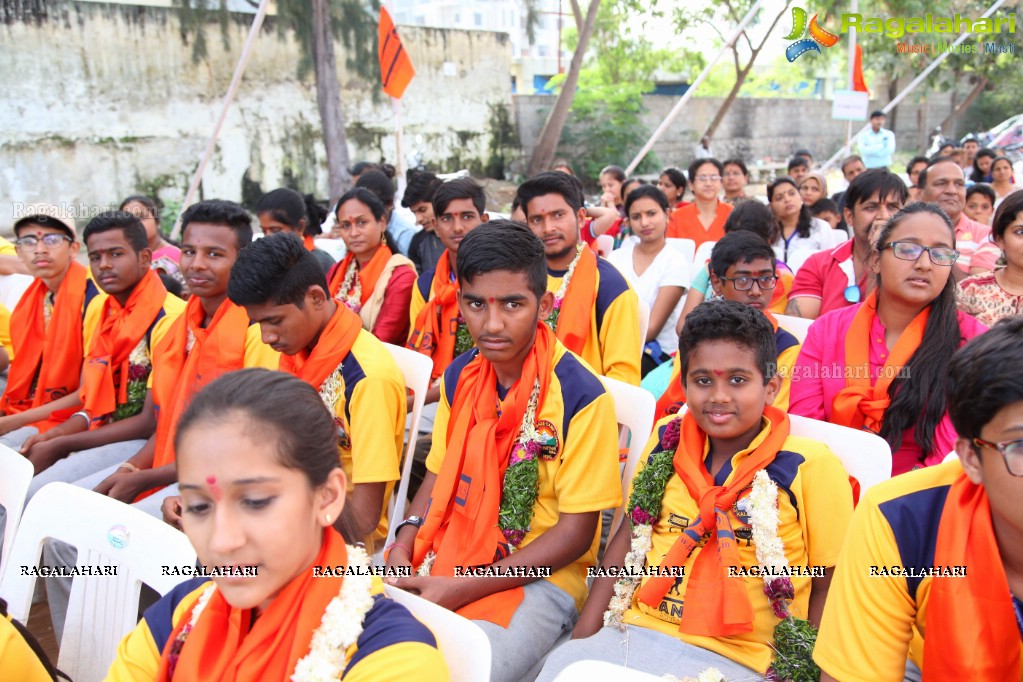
[
  {"x1": 844, "y1": 0, "x2": 857, "y2": 157},
  {"x1": 171, "y1": 0, "x2": 272, "y2": 240},
  {"x1": 624, "y1": 0, "x2": 767, "y2": 175},
  {"x1": 393, "y1": 96, "x2": 406, "y2": 200},
  {"x1": 820, "y1": 0, "x2": 1007, "y2": 171}
]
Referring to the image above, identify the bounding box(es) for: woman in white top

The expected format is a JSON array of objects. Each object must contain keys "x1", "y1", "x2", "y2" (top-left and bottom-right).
[
  {"x1": 767, "y1": 176, "x2": 835, "y2": 272},
  {"x1": 607, "y1": 185, "x2": 690, "y2": 376},
  {"x1": 990, "y1": 156, "x2": 1022, "y2": 210}
]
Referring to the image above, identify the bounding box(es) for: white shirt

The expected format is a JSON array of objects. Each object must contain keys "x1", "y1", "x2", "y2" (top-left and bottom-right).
[
  {"x1": 608, "y1": 240, "x2": 691, "y2": 355},
  {"x1": 694, "y1": 144, "x2": 714, "y2": 160},
  {"x1": 773, "y1": 217, "x2": 836, "y2": 273}
]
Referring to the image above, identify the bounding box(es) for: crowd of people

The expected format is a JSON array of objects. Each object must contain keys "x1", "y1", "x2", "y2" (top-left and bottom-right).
[{"x1": 0, "y1": 139, "x2": 1021, "y2": 682}]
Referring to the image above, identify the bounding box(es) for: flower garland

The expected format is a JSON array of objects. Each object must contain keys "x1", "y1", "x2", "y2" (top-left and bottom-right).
[
  {"x1": 112, "y1": 338, "x2": 152, "y2": 422},
  {"x1": 544, "y1": 243, "x2": 584, "y2": 332},
  {"x1": 318, "y1": 366, "x2": 350, "y2": 448},
  {"x1": 337, "y1": 260, "x2": 362, "y2": 314},
  {"x1": 419, "y1": 377, "x2": 543, "y2": 576},
  {"x1": 292, "y1": 545, "x2": 375, "y2": 682},
  {"x1": 166, "y1": 582, "x2": 216, "y2": 677}
]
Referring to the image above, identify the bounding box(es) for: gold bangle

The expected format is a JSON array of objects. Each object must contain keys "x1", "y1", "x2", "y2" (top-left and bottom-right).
[{"x1": 117, "y1": 462, "x2": 139, "y2": 473}]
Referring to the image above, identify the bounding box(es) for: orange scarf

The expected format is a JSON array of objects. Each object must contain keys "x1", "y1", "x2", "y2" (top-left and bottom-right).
[
  {"x1": 637, "y1": 405, "x2": 790, "y2": 636},
  {"x1": 407, "y1": 253, "x2": 460, "y2": 381},
  {"x1": 279, "y1": 304, "x2": 362, "y2": 389},
  {"x1": 412, "y1": 322, "x2": 556, "y2": 627},
  {"x1": 329, "y1": 244, "x2": 392, "y2": 307},
  {"x1": 157, "y1": 528, "x2": 352, "y2": 682},
  {"x1": 922, "y1": 472, "x2": 1022, "y2": 681},
  {"x1": 0, "y1": 262, "x2": 89, "y2": 431},
  {"x1": 832, "y1": 291, "x2": 928, "y2": 434},
  {"x1": 552, "y1": 246, "x2": 598, "y2": 354},
  {"x1": 79, "y1": 269, "x2": 167, "y2": 419},
  {"x1": 303, "y1": 234, "x2": 315, "y2": 252},
  {"x1": 141, "y1": 297, "x2": 251, "y2": 498}
]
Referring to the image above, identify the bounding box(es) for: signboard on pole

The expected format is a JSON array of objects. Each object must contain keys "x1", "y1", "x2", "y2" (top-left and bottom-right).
[{"x1": 832, "y1": 90, "x2": 869, "y2": 121}]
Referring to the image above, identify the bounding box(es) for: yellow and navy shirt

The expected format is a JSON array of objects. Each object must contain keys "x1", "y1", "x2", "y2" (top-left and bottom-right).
[
  {"x1": 1, "y1": 609, "x2": 53, "y2": 682},
  {"x1": 622, "y1": 415, "x2": 853, "y2": 673},
  {"x1": 547, "y1": 257, "x2": 642, "y2": 386},
  {"x1": 104, "y1": 576, "x2": 449, "y2": 681},
  {"x1": 322, "y1": 329, "x2": 406, "y2": 543},
  {"x1": 426, "y1": 341, "x2": 623, "y2": 610},
  {"x1": 814, "y1": 459, "x2": 1023, "y2": 681}
]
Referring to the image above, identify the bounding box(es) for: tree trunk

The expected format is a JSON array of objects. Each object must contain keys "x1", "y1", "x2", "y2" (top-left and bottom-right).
[
  {"x1": 887, "y1": 77, "x2": 898, "y2": 131},
  {"x1": 311, "y1": 0, "x2": 352, "y2": 201},
  {"x1": 938, "y1": 76, "x2": 988, "y2": 134},
  {"x1": 526, "y1": 0, "x2": 601, "y2": 177}
]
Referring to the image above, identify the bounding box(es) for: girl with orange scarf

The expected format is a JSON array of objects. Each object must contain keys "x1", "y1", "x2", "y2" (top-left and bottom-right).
[
  {"x1": 815, "y1": 318, "x2": 1023, "y2": 682},
  {"x1": 105, "y1": 369, "x2": 449, "y2": 682},
  {"x1": 791, "y1": 203, "x2": 988, "y2": 475},
  {"x1": 328, "y1": 188, "x2": 416, "y2": 345}
]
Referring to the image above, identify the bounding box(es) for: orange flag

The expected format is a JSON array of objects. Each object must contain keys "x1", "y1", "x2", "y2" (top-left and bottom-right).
[
  {"x1": 379, "y1": 7, "x2": 415, "y2": 99},
  {"x1": 853, "y1": 44, "x2": 869, "y2": 94}
]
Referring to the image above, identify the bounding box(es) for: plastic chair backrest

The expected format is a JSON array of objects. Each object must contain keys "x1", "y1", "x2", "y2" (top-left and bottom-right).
[
  {"x1": 314, "y1": 238, "x2": 347, "y2": 262},
  {"x1": 637, "y1": 299, "x2": 650, "y2": 346},
  {"x1": 666, "y1": 238, "x2": 696, "y2": 264},
  {"x1": 0, "y1": 273, "x2": 33, "y2": 311},
  {"x1": 553, "y1": 660, "x2": 665, "y2": 681},
  {"x1": 0, "y1": 443, "x2": 33, "y2": 577},
  {"x1": 385, "y1": 585, "x2": 492, "y2": 682},
  {"x1": 0, "y1": 483, "x2": 197, "y2": 682},
  {"x1": 789, "y1": 414, "x2": 892, "y2": 493},
  {"x1": 692, "y1": 240, "x2": 716, "y2": 272},
  {"x1": 382, "y1": 343, "x2": 433, "y2": 556},
  {"x1": 773, "y1": 313, "x2": 814, "y2": 343},
  {"x1": 602, "y1": 376, "x2": 656, "y2": 537}
]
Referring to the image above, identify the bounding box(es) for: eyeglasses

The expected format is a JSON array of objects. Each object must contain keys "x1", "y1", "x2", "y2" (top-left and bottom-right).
[
  {"x1": 882, "y1": 241, "x2": 959, "y2": 266},
  {"x1": 972, "y1": 437, "x2": 1023, "y2": 477},
  {"x1": 694, "y1": 175, "x2": 722, "y2": 183},
  {"x1": 718, "y1": 275, "x2": 779, "y2": 291},
  {"x1": 15, "y1": 234, "x2": 72, "y2": 249}
]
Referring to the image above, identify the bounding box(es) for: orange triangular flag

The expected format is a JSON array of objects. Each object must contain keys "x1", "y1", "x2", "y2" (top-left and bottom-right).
[
  {"x1": 379, "y1": 7, "x2": 415, "y2": 99},
  {"x1": 853, "y1": 44, "x2": 869, "y2": 94}
]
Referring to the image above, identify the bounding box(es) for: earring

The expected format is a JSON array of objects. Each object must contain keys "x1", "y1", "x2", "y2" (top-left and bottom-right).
[{"x1": 325, "y1": 514, "x2": 332, "y2": 525}]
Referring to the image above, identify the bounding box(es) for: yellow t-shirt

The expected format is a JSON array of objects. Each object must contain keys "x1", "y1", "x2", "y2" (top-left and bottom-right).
[
  {"x1": 547, "y1": 257, "x2": 642, "y2": 386},
  {"x1": 0, "y1": 236, "x2": 17, "y2": 256},
  {"x1": 104, "y1": 576, "x2": 450, "y2": 682},
  {"x1": 0, "y1": 612, "x2": 54, "y2": 682},
  {"x1": 622, "y1": 415, "x2": 854, "y2": 673},
  {"x1": 0, "y1": 302, "x2": 13, "y2": 361},
  {"x1": 813, "y1": 459, "x2": 1023, "y2": 681},
  {"x1": 426, "y1": 341, "x2": 623, "y2": 610}
]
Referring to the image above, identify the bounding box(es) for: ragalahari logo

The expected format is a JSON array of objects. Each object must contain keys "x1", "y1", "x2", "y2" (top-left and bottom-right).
[{"x1": 785, "y1": 7, "x2": 840, "y2": 61}]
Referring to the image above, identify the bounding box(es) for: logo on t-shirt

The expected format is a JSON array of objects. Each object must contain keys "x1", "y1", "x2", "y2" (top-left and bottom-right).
[{"x1": 535, "y1": 420, "x2": 560, "y2": 460}]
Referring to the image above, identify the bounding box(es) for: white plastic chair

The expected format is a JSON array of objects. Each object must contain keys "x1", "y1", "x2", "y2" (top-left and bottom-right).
[
  {"x1": 0, "y1": 273, "x2": 33, "y2": 311},
  {"x1": 0, "y1": 483, "x2": 197, "y2": 682},
  {"x1": 692, "y1": 240, "x2": 716, "y2": 272},
  {"x1": 382, "y1": 343, "x2": 433, "y2": 557},
  {"x1": 553, "y1": 660, "x2": 665, "y2": 681},
  {"x1": 0, "y1": 443, "x2": 33, "y2": 577},
  {"x1": 788, "y1": 414, "x2": 892, "y2": 494},
  {"x1": 774, "y1": 313, "x2": 814, "y2": 343},
  {"x1": 314, "y1": 237, "x2": 347, "y2": 262},
  {"x1": 943, "y1": 450, "x2": 958, "y2": 463},
  {"x1": 666, "y1": 237, "x2": 696, "y2": 264},
  {"x1": 594, "y1": 234, "x2": 614, "y2": 257},
  {"x1": 602, "y1": 376, "x2": 656, "y2": 537},
  {"x1": 637, "y1": 299, "x2": 650, "y2": 345},
  {"x1": 385, "y1": 585, "x2": 492, "y2": 682}
]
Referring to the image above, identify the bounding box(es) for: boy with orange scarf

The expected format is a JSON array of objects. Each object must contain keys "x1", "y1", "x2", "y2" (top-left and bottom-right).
[
  {"x1": 516, "y1": 172, "x2": 642, "y2": 386},
  {"x1": 227, "y1": 232, "x2": 407, "y2": 550},
  {"x1": 0, "y1": 206, "x2": 104, "y2": 447},
  {"x1": 386, "y1": 222, "x2": 622, "y2": 682},
  {"x1": 539, "y1": 301, "x2": 852, "y2": 680},
  {"x1": 815, "y1": 317, "x2": 1023, "y2": 682}
]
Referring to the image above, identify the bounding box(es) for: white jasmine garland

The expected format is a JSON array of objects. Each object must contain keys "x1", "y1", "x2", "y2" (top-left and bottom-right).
[
  {"x1": 417, "y1": 550, "x2": 436, "y2": 577},
  {"x1": 291, "y1": 545, "x2": 376, "y2": 682},
  {"x1": 748, "y1": 470, "x2": 788, "y2": 574},
  {"x1": 189, "y1": 582, "x2": 216, "y2": 628},
  {"x1": 603, "y1": 523, "x2": 653, "y2": 629},
  {"x1": 546, "y1": 243, "x2": 585, "y2": 329},
  {"x1": 338, "y1": 260, "x2": 362, "y2": 313}
]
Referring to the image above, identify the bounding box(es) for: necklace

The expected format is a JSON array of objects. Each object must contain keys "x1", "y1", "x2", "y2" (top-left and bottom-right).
[{"x1": 545, "y1": 243, "x2": 584, "y2": 332}]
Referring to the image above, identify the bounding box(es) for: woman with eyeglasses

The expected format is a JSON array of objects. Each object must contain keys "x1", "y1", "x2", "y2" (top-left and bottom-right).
[
  {"x1": 791, "y1": 203, "x2": 988, "y2": 475},
  {"x1": 957, "y1": 191, "x2": 1023, "y2": 326},
  {"x1": 767, "y1": 176, "x2": 836, "y2": 273},
  {"x1": 666, "y1": 158, "x2": 732, "y2": 248}
]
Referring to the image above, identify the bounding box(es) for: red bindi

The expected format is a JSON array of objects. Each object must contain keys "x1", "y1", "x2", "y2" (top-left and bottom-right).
[
  {"x1": 712, "y1": 370, "x2": 724, "y2": 376},
  {"x1": 488, "y1": 297, "x2": 496, "y2": 303},
  {"x1": 206, "y1": 475, "x2": 222, "y2": 501}
]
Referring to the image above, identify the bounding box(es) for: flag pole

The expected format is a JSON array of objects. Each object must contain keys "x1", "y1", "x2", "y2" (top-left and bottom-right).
[
  {"x1": 171, "y1": 0, "x2": 271, "y2": 240},
  {"x1": 844, "y1": 0, "x2": 858, "y2": 157},
  {"x1": 393, "y1": 96, "x2": 406, "y2": 199}
]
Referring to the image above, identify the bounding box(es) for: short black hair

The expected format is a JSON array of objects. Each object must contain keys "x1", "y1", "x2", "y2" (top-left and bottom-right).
[
  {"x1": 844, "y1": 169, "x2": 908, "y2": 213},
  {"x1": 455, "y1": 220, "x2": 548, "y2": 302},
  {"x1": 349, "y1": 161, "x2": 379, "y2": 177},
  {"x1": 82, "y1": 211, "x2": 148, "y2": 253},
  {"x1": 356, "y1": 169, "x2": 396, "y2": 206},
  {"x1": 402, "y1": 169, "x2": 443, "y2": 209},
  {"x1": 180, "y1": 199, "x2": 254, "y2": 250},
  {"x1": 688, "y1": 158, "x2": 724, "y2": 180},
  {"x1": 918, "y1": 155, "x2": 961, "y2": 188},
  {"x1": 810, "y1": 198, "x2": 840, "y2": 216},
  {"x1": 906, "y1": 155, "x2": 929, "y2": 177},
  {"x1": 787, "y1": 156, "x2": 810, "y2": 172},
  {"x1": 516, "y1": 171, "x2": 584, "y2": 215},
  {"x1": 947, "y1": 317, "x2": 1023, "y2": 442},
  {"x1": 722, "y1": 158, "x2": 749, "y2": 177},
  {"x1": 840, "y1": 155, "x2": 864, "y2": 174},
  {"x1": 433, "y1": 177, "x2": 486, "y2": 217},
  {"x1": 227, "y1": 232, "x2": 329, "y2": 308},
  {"x1": 871, "y1": 110, "x2": 885, "y2": 119},
  {"x1": 678, "y1": 299, "x2": 777, "y2": 385},
  {"x1": 659, "y1": 167, "x2": 687, "y2": 192},
  {"x1": 992, "y1": 190, "x2": 1023, "y2": 241},
  {"x1": 709, "y1": 231, "x2": 776, "y2": 278},
  {"x1": 722, "y1": 200, "x2": 779, "y2": 245},
  {"x1": 793, "y1": 149, "x2": 813, "y2": 161},
  {"x1": 624, "y1": 184, "x2": 669, "y2": 216},
  {"x1": 966, "y1": 183, "x2": 996, "y2": 204}
]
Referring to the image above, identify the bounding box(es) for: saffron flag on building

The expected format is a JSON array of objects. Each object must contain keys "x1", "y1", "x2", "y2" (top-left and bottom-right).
[
  {"x1": 852, "y1": 44, "x2": 869, "y2": 94},
  {"x1": 379, "y1": 7, "x2": 415, "y2": 99}
]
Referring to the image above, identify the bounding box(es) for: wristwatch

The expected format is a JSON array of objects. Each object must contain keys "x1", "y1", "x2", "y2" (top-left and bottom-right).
[{"x1": 394, "y1": 515, "x2": 424, "y2": 535}]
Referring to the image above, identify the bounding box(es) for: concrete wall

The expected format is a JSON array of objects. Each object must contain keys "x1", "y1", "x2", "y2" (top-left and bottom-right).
[
  {"x1": 0, "y1": 2, "x2": 513, "y2": 229},
  {"x1": 515, "y1": 92, "x2": 956, "y2": 174}
]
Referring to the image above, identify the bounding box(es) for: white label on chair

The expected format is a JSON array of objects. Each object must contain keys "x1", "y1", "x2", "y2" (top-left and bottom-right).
[{"x1": 108, "y1": 524, "x2": 129, "y2": 549}]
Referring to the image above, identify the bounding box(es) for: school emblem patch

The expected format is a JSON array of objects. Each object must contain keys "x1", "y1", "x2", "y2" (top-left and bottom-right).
[
  {"x1": 732, "y1": 484, "x2": 754, "y2": 544},
  {"x1": 534, "y1": 420, "x2": 560, "y2": 460}
]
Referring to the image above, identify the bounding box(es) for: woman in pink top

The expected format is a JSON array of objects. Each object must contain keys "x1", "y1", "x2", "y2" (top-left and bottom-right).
[
  {"x1": 120, "y1": 195, "x2": 183, "y2": 292},
  {"x1": 790, "y1": 203, "x2": 987, "y2": 475}
]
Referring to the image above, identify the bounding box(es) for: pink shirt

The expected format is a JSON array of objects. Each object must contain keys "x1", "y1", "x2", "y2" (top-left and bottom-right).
[
  {"x1": 790, "y1": 303, "x2": 987, "y2": 475},
  {"x1": 953, "y1": 214, "x2": 996, "y2": 272},
  {"x1": 789, "y1": 240, "x2": 866, "y2": 317}
]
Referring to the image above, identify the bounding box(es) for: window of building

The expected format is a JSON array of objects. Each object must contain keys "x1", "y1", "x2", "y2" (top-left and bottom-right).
[{"x1": 474, "y1": 12, "x2": 483, "y2": 26}]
